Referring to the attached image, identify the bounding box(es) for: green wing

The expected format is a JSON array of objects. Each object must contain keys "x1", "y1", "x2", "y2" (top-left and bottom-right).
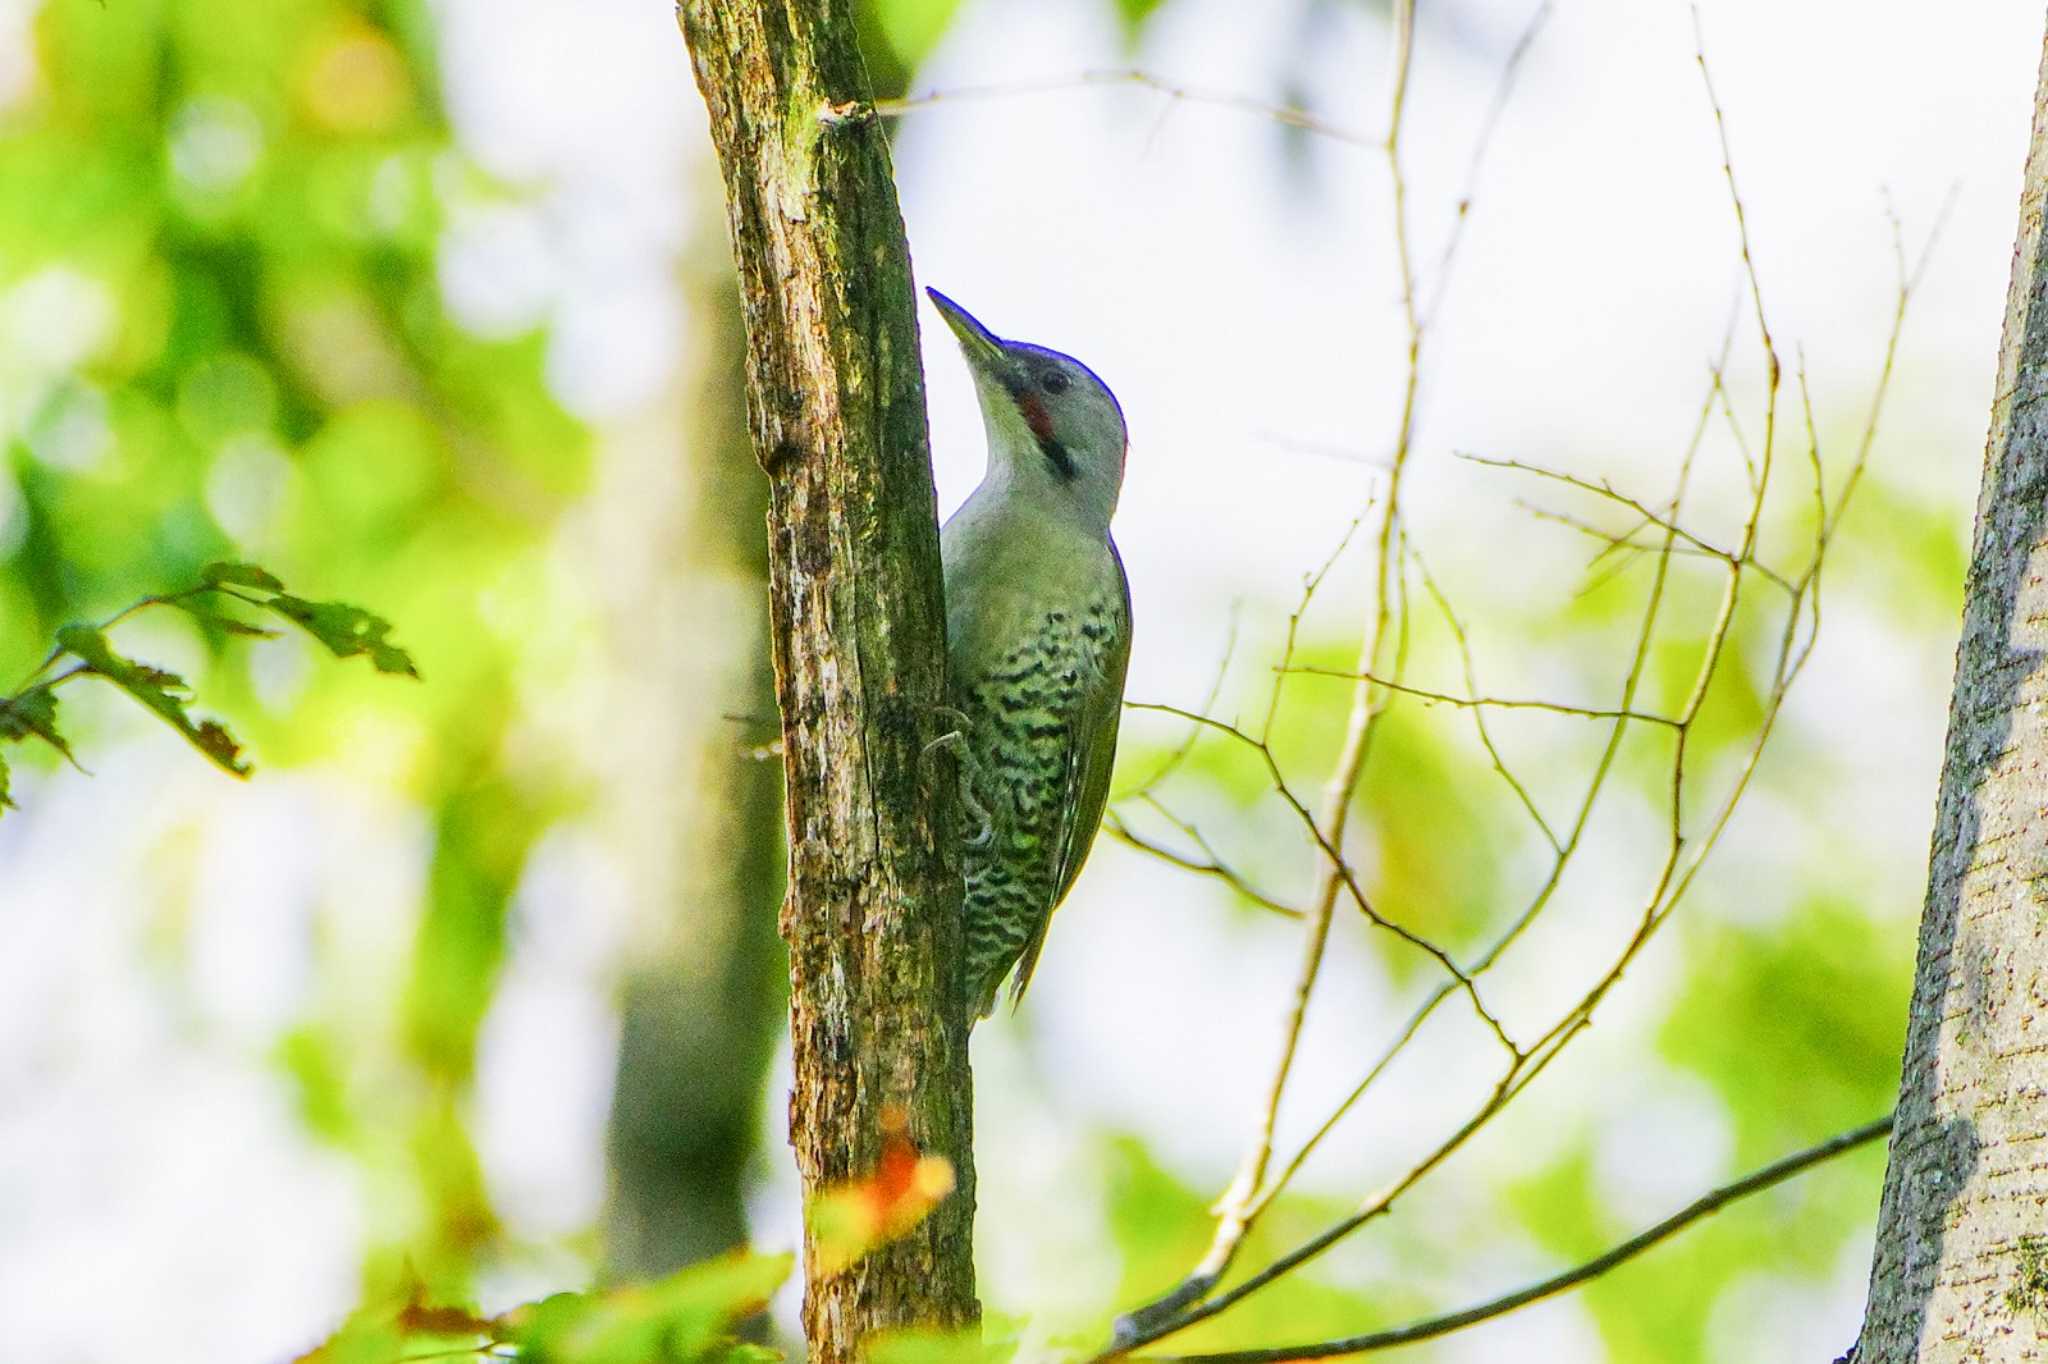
[{"x1": 1008, "y1": 549, "x2": 1132, "y2": 1007}]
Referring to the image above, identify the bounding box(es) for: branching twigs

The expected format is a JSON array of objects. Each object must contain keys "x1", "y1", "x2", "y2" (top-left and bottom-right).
[
  {"x1": 0, "y1": 563, "x2": 415, "y2": 810},
  {"x1": 1114, "y1": 0, "x2": 1566, "y2": 1338},
  {"x1": 1116, "y1": 9, "x2": 1436, "y2": 1331},
  {"x1": 1232, "y1": 389, "x2": 1719, "y2": 1241},
  {"x1": 1092, "y1": 10, "x2": 1945, "y2": 1358},
  {"x1": 1518, "y1": 500, "x2": 1801, "y2": 596},
  {"x1": 1141, "y1": 1114, "x2": 1894, "y2": 1364},
  {"x1": 1123, "y1": 607, "x2": 1242, "y2": 805},
  {"x1": 1124, "y1": 699, "x2": 1513, "y2": 1057},
  {"x1": 1275, "y1": 666, "x2": 1680, "y2": 728},
  {"x1": 1105, "y1": 799, "x2": 1301, "y2": 920}
]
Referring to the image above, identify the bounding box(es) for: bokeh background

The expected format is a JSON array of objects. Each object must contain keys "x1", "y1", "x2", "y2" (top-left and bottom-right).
[{"x1": 0, "y1": 0, "x2": 2037, "y2": 1360}]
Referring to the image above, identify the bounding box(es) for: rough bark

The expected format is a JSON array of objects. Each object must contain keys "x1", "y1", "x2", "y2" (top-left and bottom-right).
[
  {"x1": 1856, "y1": 17, "x2": 2048, "y2": 1361},
  {"x1": 672, "y1": 3, "x2": 978, "y2": 1359}
]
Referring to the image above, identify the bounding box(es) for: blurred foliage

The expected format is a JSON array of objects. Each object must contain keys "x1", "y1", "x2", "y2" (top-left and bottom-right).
[
  {"x1": 1837, "y1": 470, "x2": 1971, "y2": 629},
  {"x1": 3, "y1": 0, "x2": 587, "y2": 1304},
  {"x1": 1660, "y1": 897, "x2": 1910, "y2": 1162},
  {"x1": 303, "y1": 1252, "x2": 792, "y2": 1364},
  {"x1": 1495, "y1": 883, "x2": 1907, "y2": 1363}
]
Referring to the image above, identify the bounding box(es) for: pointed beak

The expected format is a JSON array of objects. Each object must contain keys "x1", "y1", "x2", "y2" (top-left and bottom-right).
[{"x1": 926, "y1": 287, "x2": 1007, "y2": 376}]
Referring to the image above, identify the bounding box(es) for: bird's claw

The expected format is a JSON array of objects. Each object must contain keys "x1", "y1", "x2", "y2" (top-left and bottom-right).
[
  {"x1": 958, "y1": 790, "x2": 991, "y2": 843},
  {"x1": 919, "y1": 724, "x2": 995, "y2": 846}
]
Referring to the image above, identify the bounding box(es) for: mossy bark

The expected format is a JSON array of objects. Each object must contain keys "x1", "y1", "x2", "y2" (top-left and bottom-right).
[
  {"x1": 672, "y1": 3, "x2": 977, "y2": 1359},
  {"x1": 1855, "y1": 16, "x2": 2048, "y2": 1361}
]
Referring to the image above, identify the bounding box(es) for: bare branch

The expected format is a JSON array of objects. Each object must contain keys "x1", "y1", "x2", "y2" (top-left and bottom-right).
[
  {"x1": 1123, "y1": 606, "x2": 1243, "y2": 802},
  {"x1": 875, "y1": 69, "x2": 1373, "y2": 150},
  {"x1": 1421, "y1": 0, "x2": 1555, "y2": 327},
  {"x1": 1105, "y1": 803, "x2": 1302, "y2": 920},
  {"x1": 1144, "y1": 1115, "x2": 1893, "y2": 1363},
  {"x1": 1461, "y1": 452, "x2": 1740, "y2": 565},
  {"x1": 1408, "y1": 550, "x2": 1560, "y2": 850},
  {"x1": 1275, "y1": 665, "x2": 1680, "y2": 727},
  {"x1": 1100, "y1": 10, "x2": 1937, "y2": 1357}
]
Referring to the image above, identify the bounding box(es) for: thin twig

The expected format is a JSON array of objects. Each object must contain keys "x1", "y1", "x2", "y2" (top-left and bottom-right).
[
  {"x1": 1263, "y1": 517, "x2": 1366, "y2": 743},
  {"x1": 1123, "y1": 605, "x2": 1243, "y2": 802},
  {"x1": 1514, "y1": 502, "x2": 1799, "y2": 596},
  {"x1": 1409, "y1": 547, "x2": 1560, "y2": 850},
  {"x1": 1105, "y1": 804, "x2": 1302, "y2": 919},
  {"x1": 1462, "y1": 453, "x2": 1739, "y2": 564},
  {"x1": 1421, "y1": 0, "x2": 1555, "y2": 327},
  {"x1": 1275, "y1": 666, "x2": 1680, "y2": 727},
  {"x1": 1128, "y1": 7, "x2": 1432, "y2": 1327},
  {"x1": 1144, "y1": 1115, "x2": 1893, "y2": 1363},
  {"x1": 876, "y1": 68, "x2": 1373, "y2": 149}
]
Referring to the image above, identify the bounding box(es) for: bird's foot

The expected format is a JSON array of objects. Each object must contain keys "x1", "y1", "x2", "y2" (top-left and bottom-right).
[
  {"x1": 919, "y1": 722, "x2": 994, "y2": 847},
  {"x1": 924, "y1": 704, "x2": 974, "y2": 733},
  {"x1": 958, "y1": 783, "x2": 995, "y2": 848}
]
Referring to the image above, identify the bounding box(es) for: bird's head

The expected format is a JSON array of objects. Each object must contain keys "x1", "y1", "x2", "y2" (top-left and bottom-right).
[{"x1": 927, "y1": 287, "x2": 1127, "y2": 527}]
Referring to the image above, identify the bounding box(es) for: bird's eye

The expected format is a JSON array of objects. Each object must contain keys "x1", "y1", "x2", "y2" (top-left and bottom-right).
[{"x1": 1042, "y1": 370, "x2": 1071, "y2": 395}]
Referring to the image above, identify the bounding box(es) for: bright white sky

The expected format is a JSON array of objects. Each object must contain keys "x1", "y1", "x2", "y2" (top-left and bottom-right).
[{"x1": 2, "y1": 0, "x2": 2042, "y2": 1360}]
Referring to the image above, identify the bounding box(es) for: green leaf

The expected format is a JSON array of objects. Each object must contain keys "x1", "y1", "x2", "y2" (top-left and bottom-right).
[
  {"x1": 0, "y1": 751, "x2": 10, "y2": 809},
  {"x1": 264, "y1": 594, "x2": 421, "y2": 678},
  {"x1": 0, "y1": 686, "x2": 77, "y2": 765},
  {"x1": 292, "y1": 1276, "x2": 496, "y2": 1362},
  {"x1": 291, "y1": 1313, "x2": 403, "y2": 1364},
  {"x1": 54, "y1": 624, "x2": 250, "y2": 776},
  {"x1": 506, "y1": 1252, "x2": 794, "y2": 1363},
  {"x1": 199, "y1": 560, "x2": 286, "y2": 592}
]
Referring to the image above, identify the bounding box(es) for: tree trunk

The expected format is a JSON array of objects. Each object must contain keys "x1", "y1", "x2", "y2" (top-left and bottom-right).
[
  {"x1": 600, "y1": 241, "x2": 787, "y2": 1286},
  {"x1": 671, "y1": 3, "x2": 978, "y2": 1360},
  {"x1": 1855, "y1": 16, "x2": 2048, "y2": 1361}
]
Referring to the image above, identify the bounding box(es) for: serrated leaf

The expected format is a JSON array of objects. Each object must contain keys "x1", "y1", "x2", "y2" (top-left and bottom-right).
[
  {"x1": 201, "y1": 560, "x2": 286, "y2": 592},
  {"x1": 54, "y1": 624, "x2": 251, "y2": 776},
  {"x1": 172, "y1": 598, "x2": 281, "y2": 637},
  {"x1": 265, "y1": 594, "x2": 420, "y2": 678},
  {"x1": 0, "y1": 686, "x2": 76, "y2": 765}
]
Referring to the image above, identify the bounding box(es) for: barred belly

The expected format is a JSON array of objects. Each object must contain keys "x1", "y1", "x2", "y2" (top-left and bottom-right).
[{"x1": 956, "y1": 591, "x2": 1121, "y2": 1016}]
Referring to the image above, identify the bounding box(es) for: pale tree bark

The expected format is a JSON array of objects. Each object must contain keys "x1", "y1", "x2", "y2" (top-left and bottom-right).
[
  {"x1": 1855, "y1": 16, "x2": 2048, "y2": 1361},
  {"x1": 672, "y1": 3, "x2": 977, "y2": 1360}
]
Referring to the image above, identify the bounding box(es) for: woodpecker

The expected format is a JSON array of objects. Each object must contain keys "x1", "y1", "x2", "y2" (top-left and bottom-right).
[{"x1": 927, "y1": 288, "x2": 1132, "y2": 1021}]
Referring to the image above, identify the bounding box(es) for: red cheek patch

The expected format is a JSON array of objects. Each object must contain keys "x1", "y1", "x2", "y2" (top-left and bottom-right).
[{"x1": 1014, "y1": 391, "x2": 1056, "y2": 443}]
